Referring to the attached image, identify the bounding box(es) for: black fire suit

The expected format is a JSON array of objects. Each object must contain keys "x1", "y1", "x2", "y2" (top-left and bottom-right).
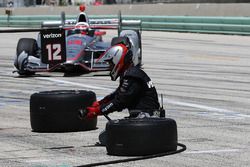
[{"x1": 100, "y1": 66, "x2": 161, "y2": 117}]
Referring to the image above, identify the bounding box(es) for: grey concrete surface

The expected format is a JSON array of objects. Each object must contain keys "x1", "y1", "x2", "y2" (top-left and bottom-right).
[
  {"x1": 0, "y1": 30, "x2": 250, "y2": 167},
  {"x1": 2, "y1": 3, "x2": 250, "y2": 16}
]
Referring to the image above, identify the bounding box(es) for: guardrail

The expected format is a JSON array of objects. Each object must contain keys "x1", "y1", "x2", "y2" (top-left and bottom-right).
[{"x1": 1, "y1": 15, "x2": 250, "y2": 35}]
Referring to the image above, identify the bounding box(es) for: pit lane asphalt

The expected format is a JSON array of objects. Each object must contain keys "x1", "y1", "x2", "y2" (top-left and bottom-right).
[{"x1": 0, "y1": 30, "x2": 250, "y2": 167}]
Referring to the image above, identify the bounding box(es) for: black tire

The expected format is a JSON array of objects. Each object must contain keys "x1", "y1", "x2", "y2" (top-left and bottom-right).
[
  {"x1": 119, "y1": 30, "x2": 142, "y2": 67},
  {"x1": 15, "y1": 38, "x2": 38, "y2": 76},
  {"x1": 111, "y1": 36, "x2": 130, "y2": 46},
  {"x1": 106, "y1": 118, "x2": 177, "y2": 156},
  {"x1": 16, "y1": 38, "x2": 38, "y2": 57},
  {"x1": 30, "y1": 90, "x2": 97, "y2": 132},
  {"x1": 136, "y1": 30, "x2": 142, "y2": 66}
]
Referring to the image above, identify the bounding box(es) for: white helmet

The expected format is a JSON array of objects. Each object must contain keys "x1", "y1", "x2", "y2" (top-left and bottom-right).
[{"x1": 98, "y1": 37, "x2": 133, "y2": 81}]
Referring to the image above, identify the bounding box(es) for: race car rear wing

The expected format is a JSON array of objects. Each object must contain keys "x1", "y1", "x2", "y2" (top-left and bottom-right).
[
  {"x1": 42, "y1": 19, "x2": 141, "y2": 29},
  {"x1": 42, "y1": 11, "x2": 142, "y2": 35},
  {"x1": 0, "y1": 11, "x2": 141, "y2": 35}
]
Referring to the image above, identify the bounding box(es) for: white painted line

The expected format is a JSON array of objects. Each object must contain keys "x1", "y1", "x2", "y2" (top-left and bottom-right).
[
  {"x1": 185, "y1": 149, "x2": 240, "y2": 154},
  {"x1": 165, "y1": 99, "x2": 250, "y2": 119},
  {"x1": 166, "y1": 99, "x2": 234, "y2": 114},
  {"x1": 37, "y1": 77, "x2": 112, "y2": 91},
  {"x1": 35, "y1": 77, "x2": 250, "y2": 119},
  {"x1": 25, "y1": 159, "x2": 50, "y2": 163}
]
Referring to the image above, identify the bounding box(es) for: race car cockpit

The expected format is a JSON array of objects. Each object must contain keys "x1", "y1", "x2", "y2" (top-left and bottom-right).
[{"x1": 66, "y1": 5, "x2": 99, "y2": 37}]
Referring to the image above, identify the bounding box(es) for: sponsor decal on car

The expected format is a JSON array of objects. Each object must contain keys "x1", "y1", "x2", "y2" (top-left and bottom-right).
[{"x1": 43, "y1": 33, "x2": 62, "y2": 39}]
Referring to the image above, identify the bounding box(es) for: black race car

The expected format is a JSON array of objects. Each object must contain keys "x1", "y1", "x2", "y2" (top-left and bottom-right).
[{"x1": 13, "y1": 6, "x2": 142, "y2": 76}]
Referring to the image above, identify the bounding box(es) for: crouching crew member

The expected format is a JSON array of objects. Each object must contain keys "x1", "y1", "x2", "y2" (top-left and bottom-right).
[{"x1": 81, "y1": 37, "x2": 165, "y2": 145}]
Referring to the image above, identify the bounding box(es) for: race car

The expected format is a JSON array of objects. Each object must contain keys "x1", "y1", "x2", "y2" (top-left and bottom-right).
[{"x1": 13, "y1": 5, "x2": 142, "y2": 76}]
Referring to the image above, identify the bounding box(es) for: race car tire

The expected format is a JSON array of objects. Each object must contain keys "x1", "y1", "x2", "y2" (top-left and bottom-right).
[
  {"x1": 136, "y1": 30, "x2": 142, "y2": 65},
  {"x1": 30, "y1": 90, "x2": 97, "y2": 132},
  {"x1": 16, "y1": 38, "x2": 38, "y2": 57},
  {"x1": 119, "y1": 30, "x2": 142, "y2": 66},
  {"x1": 105, "y1": 118, "x2": 177, "y2": 156},
  {"x1": 15, "y1": 38, "x2": 38, "y2": 76}
]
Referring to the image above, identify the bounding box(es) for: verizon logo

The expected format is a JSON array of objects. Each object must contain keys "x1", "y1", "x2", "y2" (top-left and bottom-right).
[{"x1": 43, "y1": 33, "x2": 62, "y2": 39}]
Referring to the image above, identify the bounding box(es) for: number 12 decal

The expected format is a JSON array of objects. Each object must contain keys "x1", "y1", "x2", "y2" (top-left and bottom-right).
[
  {"x1": 41, "y1": 29, "x2": 66, "y2": 64},
  {"x1": 46, "y1": 44, "x2": 62, "y2": 61}
]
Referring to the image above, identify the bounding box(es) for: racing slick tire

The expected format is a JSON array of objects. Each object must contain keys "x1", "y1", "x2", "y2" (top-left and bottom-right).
[
  {"x1": 120, "y1": 30, "x2": 142, "y2": 66},
  {"x1": 16, "y1": 38, "x2": 38, "y2": 57},
  {"x1": 15, "y1": 38, "x2": 38, "y2": 76},
  {"x1": 30, "y1": 90, "x2": 97, "y2": 132},
  {"x1": 105, "y1": 118, "x2": 177, "y2": 156}
]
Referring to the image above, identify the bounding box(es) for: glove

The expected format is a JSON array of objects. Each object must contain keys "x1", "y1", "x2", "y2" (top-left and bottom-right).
[
  {"x1": 79, "y1": 101, "x2": 101, "y2": 119},
  {"x1": 86, "y1": 105, "x2": 101, "y2": 119},
  {"x1": 91, "y1": 101, "x2": 100, "y2": 107}
]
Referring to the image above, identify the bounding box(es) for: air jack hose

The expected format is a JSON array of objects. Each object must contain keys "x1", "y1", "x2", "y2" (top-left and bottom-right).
[
  {"x1": 75, "y1": 143, "x2": 186, "y2": 167},
  {"x1": 76, "y1": 114, "x2": 186, "y2": 167}
]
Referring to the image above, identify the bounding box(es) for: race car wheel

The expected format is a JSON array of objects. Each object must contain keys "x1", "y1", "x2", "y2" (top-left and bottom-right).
[
  {"x1": 105, "y1": 118, "x2": 178, "y2": 156},
  {"x1": 136, "y1": 30, "x2": 142, "y2": 65},
  {"x1": 16, "y1": 38, "x2": 38, "y2": 57},
  {"x1": 119, "y1": 30, "x2": 142, "y2": 67},
  {"x1": 15, "y1": 38, "x2": 38, "y2": 76},
  {"x1": 30, "y1": 90, "x2": 97, "y2": 132}
]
